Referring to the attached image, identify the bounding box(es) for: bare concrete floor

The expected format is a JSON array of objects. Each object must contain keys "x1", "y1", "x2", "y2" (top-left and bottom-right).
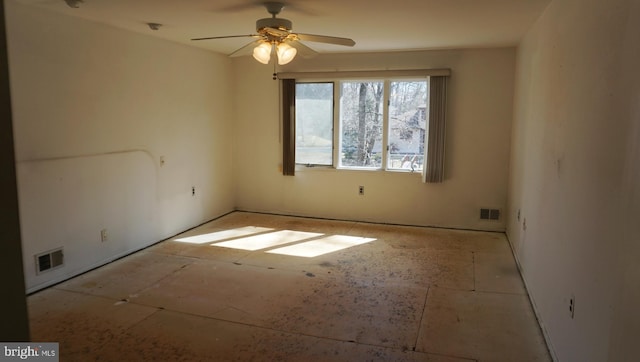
[{"x1": 28, "y1": 211, "x2": 551, "y2": 361}]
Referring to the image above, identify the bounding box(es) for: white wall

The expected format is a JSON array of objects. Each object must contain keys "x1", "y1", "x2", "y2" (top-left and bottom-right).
[
  {"x1": 233, "y1": 48, "x2": 515, "y2": 230},
  {"x1": 507, "y1": 0, "x2": 640, "y2": 360},
  {"x1": 6, "y1": 1, "x2": 235, "y2": 292}
]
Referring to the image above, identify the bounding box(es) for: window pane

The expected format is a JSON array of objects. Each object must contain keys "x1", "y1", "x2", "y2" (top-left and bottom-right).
[
  {"x1": 295, "y1": 83, "x2": 334, "y2": 165},
  {"x1": 339, "y1": 81, "x2": 384, "y2": 168},
  {"x1": 388, "y1": 80, "x2": 428, "y2": 171}
]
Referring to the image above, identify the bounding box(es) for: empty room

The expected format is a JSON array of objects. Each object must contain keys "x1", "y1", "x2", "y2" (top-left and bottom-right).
[{"x1": 1, "y1": 0, "x2": 639, "y2": 361}]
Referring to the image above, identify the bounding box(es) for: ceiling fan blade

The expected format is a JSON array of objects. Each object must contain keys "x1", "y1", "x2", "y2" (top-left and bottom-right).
[
  {"x1": 191, "y1": 34, "x2": 261, "y2": 41},
  {"x1": 229, "y1": 40, "x2": 263, "y2": 57},
  {"x1": 287, "y1": 40, "x2": 318, "y2": 58},
  {"x1": 296, "y1": 33, "x2": 355, "y2": 47}
]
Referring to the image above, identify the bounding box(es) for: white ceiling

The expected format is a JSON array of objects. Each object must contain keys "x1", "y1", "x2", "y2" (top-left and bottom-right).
[{"x1": 16, "y1": 0, "x2": 551, "y2": 55}]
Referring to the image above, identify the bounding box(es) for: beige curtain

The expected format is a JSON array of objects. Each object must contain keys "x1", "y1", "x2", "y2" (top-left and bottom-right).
[
  {"x1": 282, "y1": 79, "x2": 296, "y2": 176},
  {"x1": 424, "y1": 76, "x2": 448, "y2": 183}
]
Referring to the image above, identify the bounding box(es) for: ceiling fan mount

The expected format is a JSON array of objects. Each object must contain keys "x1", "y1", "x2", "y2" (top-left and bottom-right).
[
  {"x1": 255, "y1": 16, "x2": 293, "y2": 42},
  {"x1": 263, "y1": 1, "x2": 286, "y2": 17}
]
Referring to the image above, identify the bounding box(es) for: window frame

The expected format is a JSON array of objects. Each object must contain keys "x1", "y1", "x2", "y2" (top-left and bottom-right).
[
  {"x1": 336, "y1": 79, "x2": 386, "y2": 171},
  {"x1": 294, "y1": 81, "x2": 336, "y2": 167},
  {"x1": 292, "y1": 77, "x2": 430, "y2": 173},
  {"x1": 385, "y1": 79, "x2": 429, "y2": 173},
  {"x1": 336, "y1": 78, "x2": 428, "y2": 173},
  {"x1": 280, "y1": 69, "x2": 449, "y2": 181}
]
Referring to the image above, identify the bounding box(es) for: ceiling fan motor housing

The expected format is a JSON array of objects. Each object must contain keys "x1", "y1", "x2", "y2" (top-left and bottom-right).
[{"x1": 256, "y1": 17, "x2": 292, "y2": 32}]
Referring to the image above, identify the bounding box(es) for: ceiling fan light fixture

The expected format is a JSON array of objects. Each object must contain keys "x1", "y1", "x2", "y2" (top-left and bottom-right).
[
  {"x1": 276, "y1": 42, "x2": 297, "y2": 65},
  {"x1": 252, "y1": 42, "x2": 272, "y2": 64},
  {"x1": 191, "y1": 1, "x2": 355, "y2": 72}
]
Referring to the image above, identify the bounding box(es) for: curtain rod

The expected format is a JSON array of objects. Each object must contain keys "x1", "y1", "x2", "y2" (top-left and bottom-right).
[{"x1": 276, "y1": 68, "x2": 451, "y2": 80}]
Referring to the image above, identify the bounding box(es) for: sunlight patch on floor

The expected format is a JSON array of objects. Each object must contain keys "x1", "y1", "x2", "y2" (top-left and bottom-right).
[
  {"x1": 212, "y1": 230, "x2": 323, "y2": 251},
  {"x1": 174, "y1": 226, "x2": 274, "y2": 244},
  {"x1": 266, "y1": 235, "x2": 376, "y2": 257}
]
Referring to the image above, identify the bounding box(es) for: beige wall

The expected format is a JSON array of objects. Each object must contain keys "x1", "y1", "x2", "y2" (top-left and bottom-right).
[
  {"x1": 7, "y1": 0, "x2": 640, "y2": 357},
  {"x1": 508, "y1": 0, "x2": 640, "y2": 360},
  {"x1": 6, "y1": 1, "x2": 235, "y2": 292},
  {"x1": 233, "y1": 48, "x2": 515, "y2": 230}
]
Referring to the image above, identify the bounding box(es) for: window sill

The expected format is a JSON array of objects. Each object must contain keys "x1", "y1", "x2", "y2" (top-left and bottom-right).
[{"x1": 295, "y1": 164, "x2": 423, "y2": 175}]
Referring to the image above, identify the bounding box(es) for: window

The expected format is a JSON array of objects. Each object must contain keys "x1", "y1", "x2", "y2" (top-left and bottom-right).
[
  {"x1": 282, "y1": 69, "x2": 448, "y2": 182},
  {"x1": 339, "y1": 81, "x2": 385, "y2": 168},
  {"x1": 339, "y1": 80, "x2": 428, "y2": 171},
  {"x1": 294, "y1": 79, "x2": 428, "y2": 172},
  {"x1": 388, "y1": 81, "x2": 428, "y2": 172},
  {"x1": 295, "y1": 83, "x2": 334, "y2": 166}
]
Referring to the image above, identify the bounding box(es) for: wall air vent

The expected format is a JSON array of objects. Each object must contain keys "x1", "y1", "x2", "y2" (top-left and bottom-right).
[
  {"x1": 35, "y1": 248, "x2": 64, "y2": 274},
  {"x1": 480, "y1": 208, "x2": 501, "y2": 221}
]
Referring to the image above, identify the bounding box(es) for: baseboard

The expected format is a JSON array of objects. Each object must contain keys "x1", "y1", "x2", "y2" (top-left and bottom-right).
[{"x1": 505, "y1": 231, "x2": 559, "y2": 362}]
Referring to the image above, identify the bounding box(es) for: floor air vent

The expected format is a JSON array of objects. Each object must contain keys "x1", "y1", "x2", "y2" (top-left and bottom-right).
[
  {"x1": 35, "y1": 248, "x2": 64, "y2": 274},
  {"x1": 480, "y1": 208, "x2": 501, "y2": 221}
]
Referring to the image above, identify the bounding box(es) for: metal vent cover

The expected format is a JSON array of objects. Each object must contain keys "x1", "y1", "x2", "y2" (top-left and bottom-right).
[
  {"x1": 35, "y1": 248, "x2": 64, "y2": 274},
  {"x1": 480, "y1": 208, "x2": 501, "y2": 221}
]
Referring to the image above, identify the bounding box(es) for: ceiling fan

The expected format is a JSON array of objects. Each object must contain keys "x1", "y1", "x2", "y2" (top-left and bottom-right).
[{"x1": 191, "y1": 1, "x2": 356, "y2": 65}]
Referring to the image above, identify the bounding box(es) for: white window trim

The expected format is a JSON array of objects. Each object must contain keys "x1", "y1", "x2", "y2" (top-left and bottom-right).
[{"x1": 288, "y1": 69, "x2": 450, "y2": 178}]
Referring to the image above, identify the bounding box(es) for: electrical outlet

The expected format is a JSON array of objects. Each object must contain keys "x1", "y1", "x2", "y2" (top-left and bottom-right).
[
  {"x1": 569, "y1": 295, "x2": 575, "y2": 319},
  {"x1": 192, "y1": 186, "x2": 195, "y2": 196},
  {"x1": 358, "y1": 186, "x2": 364, "y2": 195},
  {"x1": 100, "y1": 229, "x2": 108, "y2": 242}
]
